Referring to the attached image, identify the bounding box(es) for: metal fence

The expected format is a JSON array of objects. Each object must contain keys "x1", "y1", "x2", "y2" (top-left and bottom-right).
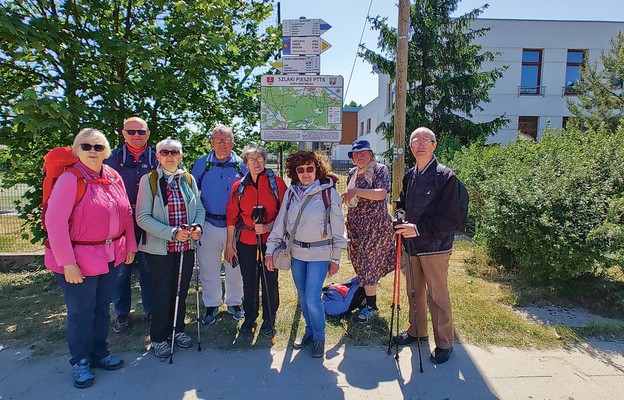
[{"x1": 0, "y1": 179, "x2": 40, "y2": 253}]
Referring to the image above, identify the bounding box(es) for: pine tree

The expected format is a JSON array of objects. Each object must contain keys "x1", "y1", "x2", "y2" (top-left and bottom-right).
[
  {"x1": 567, "y1": 32, "x2": 624, "y2": 133},
  {"x1": 359, "y1": 0, "x2": 507, "y2": 163}
]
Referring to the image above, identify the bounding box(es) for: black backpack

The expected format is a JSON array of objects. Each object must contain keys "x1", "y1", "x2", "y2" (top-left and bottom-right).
[{"x1": 435, "y1": 163, "x2": 469, "y2": 234}]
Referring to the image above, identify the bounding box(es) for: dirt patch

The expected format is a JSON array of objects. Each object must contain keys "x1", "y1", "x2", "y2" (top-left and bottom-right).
[{"x1": 515, "y1": 305, "x2": 624, "y2": 328}]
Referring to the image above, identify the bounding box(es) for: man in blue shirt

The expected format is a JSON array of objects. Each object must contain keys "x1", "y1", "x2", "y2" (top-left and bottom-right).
[
  {"x1": 105, "y1": 116, "x2": 158, "y2": 333},
  {"x1": 191, "y1": 125, "x2": 248, "y2": 325}
]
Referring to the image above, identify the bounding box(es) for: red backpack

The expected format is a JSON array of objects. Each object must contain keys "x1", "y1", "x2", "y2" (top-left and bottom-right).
[{"x1": 41, "y1": 146, "x2": 118, "y2": 232}]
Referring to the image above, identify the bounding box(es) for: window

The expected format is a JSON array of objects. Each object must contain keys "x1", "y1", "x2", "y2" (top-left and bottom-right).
[
  {"x1": 564, "y1": 50, "x2": 585, "y2": 95},
  {"x1": 359, "y1": 121, "x2": 364, "y2": 136},
  {"x1": 519, "y1": 49, "x2": 543, "y2": 95},
  {"x1": 366, "y1": 118, "x2": 371, "y2": 134},
  {"x1": 518, "y1": 116, "x2": 539, "y2": 139},
  {"x1": 386, "y1": 81, "x2": 396, "y2": 114}
]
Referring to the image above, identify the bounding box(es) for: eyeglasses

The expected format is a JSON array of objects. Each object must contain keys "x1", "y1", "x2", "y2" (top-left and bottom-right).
[
  {"x1": 124, "y1": 129, "x2": 148, "y2": 136},
  {"x1": 411, "y1": 138, "x2": 435, "y2": 145},
  {"x1": 296, "y1": 166, "x2": 315, "y2": 174},
  {"x1": 212, "y1": 137, "x2": 233, "y2": 144},
  {"x1": 159, "y1": 149, "x2": 181, "y2": 156},
  {"x1": 79, "y1": 143, "x2": 106, "y2": 152},
  {"x1": 247, "y1": 156, "x2": 265, "y2": 164}
]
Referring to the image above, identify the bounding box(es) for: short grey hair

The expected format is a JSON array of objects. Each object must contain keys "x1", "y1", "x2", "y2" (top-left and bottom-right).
[
  {"x1": 241, "y1": 143, "x2": 268, "y2": 164},
  {"x1": 409, "y1": 127, "x2": 437, "y2": 143},
  {"x1": 156, "y1": 137, "x2": 183, "y2": 153},
  {"x1": 72, "y1": 128, "x2": 111, "y2": 158},
  {"x1": 210, "y1": 124, "x2": 234, "y2": 139}
]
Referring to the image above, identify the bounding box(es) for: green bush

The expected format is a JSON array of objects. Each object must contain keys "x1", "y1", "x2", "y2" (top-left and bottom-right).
[{"x1": 451, "y1": 125, "x2": 624, "y2": 284}]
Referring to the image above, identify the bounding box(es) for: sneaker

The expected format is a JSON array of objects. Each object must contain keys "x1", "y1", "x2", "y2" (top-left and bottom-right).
[
  {"x1": 201, "y1": 307, "x2": 219, "y2": 325},
  {"x1": 91, "y1": 354, "x2": 124, "y2": 370},
  {"x1": 311, "y1": 340, "x2": 325, "y2": 358},
  {"x1": 356, "y1": 306, "x2": 379, "y2": 324},
  {"x1": 174, "y1": 332, "x2": 193, "y2": 348},
  {"x1": 239, "y1": 321, "x2": 256, "y2": 334},
  {"x1": 152, "y1": 341, "x2": 171, "y2": 359},
  {"x1": 112, "y1": 316, "x2": 128, "y2": 334},
  {"x1": 226, "y1": 305, "x2": 245, "y2": 321},
  {"x1": 430, "y1": 346, "x2": 453, "y2": 364},
  {"x1": 393, "y1": 331, "x2": 429, "y2": 346},
  {"x1": 260, "y1": 320, "x2": 274, "y2": 337},
  {"x1": 72, "y1": 359, "x2": 94, "y2": 389},
  {"x1": 293, "y1": 333, "x2": 313, "y2": 349}
]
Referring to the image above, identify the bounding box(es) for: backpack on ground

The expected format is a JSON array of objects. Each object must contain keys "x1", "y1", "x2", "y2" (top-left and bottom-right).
[
  {"x1": 322, "y1": 276, "x2": 366, "y2": 318},
  {"x1": 435, "y1": 163, "x2": 469, "y2": 234}
]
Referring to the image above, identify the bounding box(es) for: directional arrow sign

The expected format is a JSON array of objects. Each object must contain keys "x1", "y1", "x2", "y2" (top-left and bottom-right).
[
  {"x1": 272, "y1": 55, "x2": 321, "y2": 74},
  {"x1": 282, "y1": 37, "x2": 331, "y2": 56},
  {"x1": 282, "y1": 19, "x2": 332, "y2": 37}
]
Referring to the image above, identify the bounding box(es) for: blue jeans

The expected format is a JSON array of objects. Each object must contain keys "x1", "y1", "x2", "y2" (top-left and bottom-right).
[
  {"x1": 114, "y1": 251, "x2": 151, "y2": 317},
  {"x1": 291, "y1": 258, "x2": 329, "y2": 341},
  {"x1": 55, "y1": 263, "x2": 117, "y2": 365}
]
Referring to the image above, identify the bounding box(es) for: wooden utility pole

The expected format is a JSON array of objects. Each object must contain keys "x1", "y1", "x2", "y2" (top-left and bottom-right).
[{"x1": 392, "y1": 0, "x2": 410, "y2": 209}]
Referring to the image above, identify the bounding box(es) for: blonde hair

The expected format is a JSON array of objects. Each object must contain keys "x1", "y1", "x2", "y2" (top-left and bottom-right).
[{"x1": 72, "y1": 128, "x2": 112, "y2": 158}]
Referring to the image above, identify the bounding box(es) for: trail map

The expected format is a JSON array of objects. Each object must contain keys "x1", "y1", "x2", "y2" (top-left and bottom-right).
[{"x1": 260, "y1": 75, "x2": 343, "y2": 142}]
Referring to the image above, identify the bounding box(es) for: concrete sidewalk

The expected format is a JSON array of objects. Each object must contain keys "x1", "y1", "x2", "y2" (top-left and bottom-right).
[{"x1": 1, "y1": 339, "x2": 623, "y2": 400}]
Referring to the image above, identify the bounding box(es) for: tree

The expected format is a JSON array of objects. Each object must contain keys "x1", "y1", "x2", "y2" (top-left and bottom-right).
[
  {"x1": 0, "y1": 0, "x2": 281, "y2": 241},
  {"x1": 345, "y1": 100, "x2": 362, "y2": 108},
  {"x1": 567, "y1": 32, "x2": 624, "y2": 133},
  {"x1": 359, "y1": 0, "x2": 507, "y2": 164}
]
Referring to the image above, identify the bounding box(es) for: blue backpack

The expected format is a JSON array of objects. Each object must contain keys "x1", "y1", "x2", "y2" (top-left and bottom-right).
[{"x1": 322, "y1": 276, "x2": 366, "y2": 318}]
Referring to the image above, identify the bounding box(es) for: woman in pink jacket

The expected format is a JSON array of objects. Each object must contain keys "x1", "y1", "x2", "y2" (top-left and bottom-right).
[{"x1": 44, "y1": 128, "x2": 136, "y2": 389}]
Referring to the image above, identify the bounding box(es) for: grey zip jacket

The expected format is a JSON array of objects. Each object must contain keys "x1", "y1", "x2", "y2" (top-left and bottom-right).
[{"x1": 266, "y1": 179, "x2": 347, "y2": 262}]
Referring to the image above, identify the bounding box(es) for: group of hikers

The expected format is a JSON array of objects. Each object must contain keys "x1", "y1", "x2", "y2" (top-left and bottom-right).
[{"x1": 43, "y1": 117, "x2": 462, "y2": 388}]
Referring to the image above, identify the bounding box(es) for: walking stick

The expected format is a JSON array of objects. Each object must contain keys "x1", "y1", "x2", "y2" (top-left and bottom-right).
[
  {"x1": 191, "y1": 224, "x2": 202, "y2": 352},
  {"x1": 170, "y1": 224, "x2": 189, "y2": 364},
  {"x1": 253, "y1": 205, "x2": 276, "y2": 345},
  {"x1": 388, "y1": 229, "x2": 402, "y2": 358},
  {"x1": 404, "y1": 238, "x2": 423, "y2": 372}
]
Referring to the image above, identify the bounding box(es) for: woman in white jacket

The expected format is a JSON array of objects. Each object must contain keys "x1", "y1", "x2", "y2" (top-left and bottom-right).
[{"x1": 265, "y1": 151, "x2": 347, "y2": 358}]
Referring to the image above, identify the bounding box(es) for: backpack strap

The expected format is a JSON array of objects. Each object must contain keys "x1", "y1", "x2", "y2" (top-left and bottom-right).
[
  {"x1": 198, "y1": 159, "x2": 242, "y2": 188},
  {"x1": 321, "y1": 188, "x2": 331, "y2": 239}
]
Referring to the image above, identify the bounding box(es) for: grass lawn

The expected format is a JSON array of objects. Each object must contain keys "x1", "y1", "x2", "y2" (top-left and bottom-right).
[{"x1": 5, "y1": 241, "x2": 618, "y2": 358}]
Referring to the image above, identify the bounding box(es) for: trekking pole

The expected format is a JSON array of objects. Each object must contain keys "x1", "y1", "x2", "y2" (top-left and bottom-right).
[
  {"x1": 387, "y1": 229, "x2": 402, "y2": 356},
  {"x1": 170, "y1": 224, "x2": 189, "y2": 364},
  {"x1": 191, "y1": 224, "x2": 202, "y2": 352},
  {"x1": 394, "y1": 233, "x2": 402, "y2": 360},
  {"x1": 404, "y1": 238, "x2": 423, "y2": 372},
  {"x1": 253, "y1": 205, "x2": 277, "y2": 344}
]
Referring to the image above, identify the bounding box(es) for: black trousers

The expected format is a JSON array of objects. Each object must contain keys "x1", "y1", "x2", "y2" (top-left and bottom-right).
[
  {"x1": 237, "y1": 241, "x2": 279, "y2": 326},
  {"x1": 146, "y1": 250, "x2": 194, "y2": 342}
]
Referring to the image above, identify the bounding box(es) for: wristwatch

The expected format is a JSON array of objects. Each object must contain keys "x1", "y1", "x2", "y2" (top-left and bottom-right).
[{"x1": 171, "y1": 227, "x2": 179, "y2": 240}]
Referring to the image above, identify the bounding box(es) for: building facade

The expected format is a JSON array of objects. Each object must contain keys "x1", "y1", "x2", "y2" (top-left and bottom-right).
[{"x1": 333, "y1": 18, "x2": 624, "y2": 161}]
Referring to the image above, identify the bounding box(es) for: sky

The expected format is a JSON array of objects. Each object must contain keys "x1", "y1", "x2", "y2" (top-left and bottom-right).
[{"x1": 276, "y1": 0, "x2": 624, "y2": 107}]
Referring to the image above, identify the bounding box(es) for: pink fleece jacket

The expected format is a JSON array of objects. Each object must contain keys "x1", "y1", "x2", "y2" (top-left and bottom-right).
[{"x1": 44, "y1": 161, "x2": 137, "y2": 276}]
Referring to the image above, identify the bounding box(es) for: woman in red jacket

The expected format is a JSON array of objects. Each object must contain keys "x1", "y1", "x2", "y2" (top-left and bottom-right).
[{"x1": 225, "y1": 144, "x2": 287, "y2": 336}]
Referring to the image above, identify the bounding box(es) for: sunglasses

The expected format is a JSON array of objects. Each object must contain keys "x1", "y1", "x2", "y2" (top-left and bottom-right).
[
  {"x1": 79, "y1": 143, "x2": 106, "y2": 152},
  {"x1": 124, "y1": 129, "x2": 148, "y2": 136},
  {"x1": 158, "y1": 150, "x2": 180, "y2": 157},
  {"x1": 296, "y1": 166, "x2": 315, "y2": 174},
  {"x1": 159, "y1": 149, "x2": 181, "y2": 156}
]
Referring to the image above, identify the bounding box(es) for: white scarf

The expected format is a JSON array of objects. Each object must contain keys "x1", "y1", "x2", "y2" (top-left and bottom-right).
[
  {"x1": 346, "y1": 160, "x2": 376, "y2": 208},
  {"x1": 159, "y1": 165, "x2": 186, "y2": 184}
]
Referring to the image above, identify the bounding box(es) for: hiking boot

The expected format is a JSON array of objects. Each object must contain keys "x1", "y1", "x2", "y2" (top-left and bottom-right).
[
  {"x1": 260, "y1": 320, "x2": 274, "y2": 337},
  {"x1": 293, "y1": 333, "x2": 313, "y2": 349},
  {"x1": 174, "y1": 332, "x2": 193, "y2": 348},
  {"x1": 201, "y1": 307, "x2": 219, "y2": 325},
  {"x1": 356, "y1": 305, "x2": 379, "y2": 324},
  {"x1": 72, "y1": 359, "x2": 94, "y2": 389},
  {"x1": 430, "y1": 346, "x2": 453, "y2": 364},
  {"x1": 393, "y1": 331, "x2": 428, "y2": 346},
  {"x1": 112, "y1": 316, "x2": 128, "y2": 334},
  {"x1": 311, "y1": 340, "x2": 325, "y2": 358},
  {"x1": 91, "y1": 354, "x2": 124, "y2": 371},
  {"x1": 226, "y1": 305, "x2": 245, "y2": 321},
  {"x1": 152, "y1": 341, "x2": 171, "y2": 359}
]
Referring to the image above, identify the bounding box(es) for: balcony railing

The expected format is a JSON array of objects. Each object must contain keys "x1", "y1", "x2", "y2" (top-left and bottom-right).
[
  {"x1": 517, "y1": 86, "x2": 546, "y2": 96},
  {"x1": 562, "y1": 86, "x2": 580, "y2": 96}
]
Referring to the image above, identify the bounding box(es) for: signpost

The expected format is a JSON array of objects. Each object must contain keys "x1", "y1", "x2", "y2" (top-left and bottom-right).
[
  {"x1": 282, "y1": 37, "x2": 332, "y2": 56},
  {"x1": 261, "y1": 17, "x2": 342, "y2": 143},
  {"x1": 272, "y1": 55, "x2": 321, "y2": 74}
]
